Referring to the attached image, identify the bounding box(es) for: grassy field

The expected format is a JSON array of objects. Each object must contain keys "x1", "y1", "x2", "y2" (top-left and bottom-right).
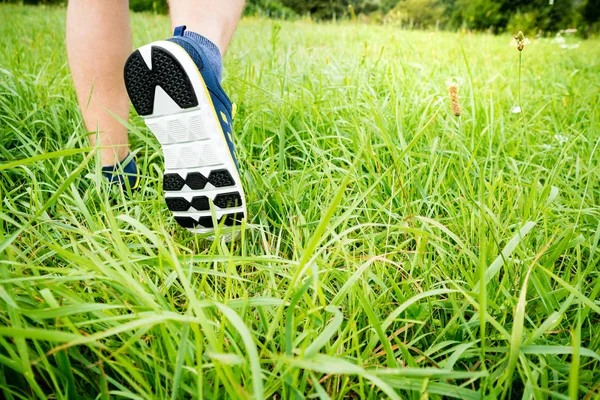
[{"x1": 1, "y1": 4, "x2": 600, "y2": 399}]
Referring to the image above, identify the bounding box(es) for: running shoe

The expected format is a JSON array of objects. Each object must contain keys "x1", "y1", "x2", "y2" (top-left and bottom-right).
[{"x1": 123, "y1": 26, "x2": 245, "y2": 235}]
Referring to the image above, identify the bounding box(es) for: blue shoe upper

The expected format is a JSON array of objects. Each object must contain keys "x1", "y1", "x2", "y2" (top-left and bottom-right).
[
  {"x1": 102, "y1": 153, "x2": 140, "y2": 190},
  {"x1": 167, "y1": 26, "x2": 239, "y2": 171}
]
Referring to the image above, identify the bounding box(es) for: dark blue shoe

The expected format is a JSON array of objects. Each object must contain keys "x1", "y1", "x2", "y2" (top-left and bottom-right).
[
  {"x1": 102, "y1": 153, "x2": 140, "y2": 192},
  {"x1": 123, "y1": 26, "x2": 245, "y2": 236}
]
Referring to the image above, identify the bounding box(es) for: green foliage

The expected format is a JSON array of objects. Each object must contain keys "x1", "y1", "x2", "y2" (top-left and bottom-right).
[
  {"x1": 583, "y1": 0, "x2": 600, "y2": 24},
  {"x1": 281, "y1": 0, "x2": 399, "y2": 19},
  {"x1": 2, "y1": 4, "x2": 600, "y2": 399},
  {"x1": 581, "y1": 0, "x2": 600, "y2": 34},
  {"x1": 349, "y1": 0, "x2": 397, "y2": 14},
  {"x1": 439, "y1": 0, "x2": 583, "y2": 33},
  {"x1": 385, "y1": 0, "x2": 445, "y2": 29},
  {"x1": 506, "y1": 12, "x2": 539, "y2": 36},
  {"x1": 275, "y1": 0, "x2": 591, "y2": 34},
  {"x1": 129, "y1": 0, "x2": 169, "y2": 14},
  {"x1": 448, "y1": 0, "x2": 504, "y2": 31},
  {"x1": 245, "y1": 0, "x2": 296, "y2": 17},
  {"x1": 281, "y1": 0, "x2": 347, "y2": 19},
  {"x1": 2, "y1": 0, "x2": 598, "y2": 33},
  {"x1": 531, "y1": 0, "x2": 578, "y2": 32}
]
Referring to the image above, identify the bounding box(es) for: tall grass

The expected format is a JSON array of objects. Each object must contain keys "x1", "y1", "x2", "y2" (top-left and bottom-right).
[{"x1": 1, "y1": 4, "x2": 599, "y2": 399}]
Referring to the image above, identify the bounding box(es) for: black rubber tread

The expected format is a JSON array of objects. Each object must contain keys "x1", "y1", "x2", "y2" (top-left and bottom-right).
[
  {"x1": 222, "y1": 213, "x2": 244, "y2": 226},
  {"x1": 191, "y1": 196, "x2": 210, "y2": 211},
  {"x1": 208, "y1": 169, "x2": 235, "y2": 188},
  {"x1": 165, "y1": 197, "x2": 190, "y2": 212},
  {"x1": 186, "y1": 172, "x2": 208, "y2": 190},
  {"x1": 163, "y1": 173, "x2": 186, "y2": 191},
  {"x1": 197, "y1": 216, "x2": 214, "y2": 228},
  {"x1": 151, "y1": 47, "x2": 198, "y2": 110},
  {"x1": 173, "y1": 213, "x2": 245, "y2": 230},
  {"x1": 174, "y1": 216, "x2": 197, "y2": 228},
  {"x1": 164, "y1": 169, "x2": 242, "y2": 229},
  {"x1": 124, "y1": 51, "x2": 155, "y2": 116},
  {"x1": 213, "y1": 192, "x2": 242, "y2": 209},
  {"x1": 124, "y1": 46, "x2": 198, "y2": 116}
]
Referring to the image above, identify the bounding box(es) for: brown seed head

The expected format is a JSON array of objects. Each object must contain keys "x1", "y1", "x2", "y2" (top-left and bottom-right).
[
  {"x1": 511, "y1": 31, "x2": 530, "y2": 52},
  {"x1": 448, "y1": 84, "x2": 461, "y2": 117}
]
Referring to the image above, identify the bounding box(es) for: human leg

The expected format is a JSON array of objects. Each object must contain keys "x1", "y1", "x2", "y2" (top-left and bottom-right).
[
  {"x1": 168, "y1": 0, "x2": 246, "y2": 56},
  {"x1": 66, "y1": 0, "x2": 132, "y2": 167}
]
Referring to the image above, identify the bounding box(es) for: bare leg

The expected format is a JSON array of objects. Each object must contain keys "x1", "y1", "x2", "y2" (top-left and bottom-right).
[
  {"x1": 67, "y1": 0, "x2": 132, "y2": 166},
  {"x1": 168, "y1": 0, "x2": 246, "y2": 56}
]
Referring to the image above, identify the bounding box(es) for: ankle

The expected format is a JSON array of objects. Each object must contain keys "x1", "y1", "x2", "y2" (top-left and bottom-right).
[{"x1": 100, "y1": 147, "x2": 131, "y2": 167}]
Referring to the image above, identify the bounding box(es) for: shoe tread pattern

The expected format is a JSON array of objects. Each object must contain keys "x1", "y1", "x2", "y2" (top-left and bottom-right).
[{"x1": 124, "y1": 47, "x2": 198, "y2": 116}]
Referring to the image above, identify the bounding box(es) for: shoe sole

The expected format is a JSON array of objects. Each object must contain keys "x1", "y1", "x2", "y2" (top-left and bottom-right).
[{"x1": 123, "y1": 41, "x2": 246, "y2": 236}]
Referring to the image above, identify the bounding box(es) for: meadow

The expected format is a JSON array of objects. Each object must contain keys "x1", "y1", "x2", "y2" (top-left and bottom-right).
[{"x1": 1, "y1": 4, "x2": 599, "y2": 399}]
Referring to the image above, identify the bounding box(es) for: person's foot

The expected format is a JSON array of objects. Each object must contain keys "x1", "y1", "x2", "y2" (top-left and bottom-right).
[
  {"x1": 102, "y1": 153, "x2": 140, "y2": 192},
  {"x1": 123, "y1": 26, "x2": 246, "y2": 236}
]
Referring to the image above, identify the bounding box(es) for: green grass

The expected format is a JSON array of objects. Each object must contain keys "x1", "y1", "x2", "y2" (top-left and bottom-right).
[{"x1": 1, "y1": 4, "x2": 599, "y2": 399}]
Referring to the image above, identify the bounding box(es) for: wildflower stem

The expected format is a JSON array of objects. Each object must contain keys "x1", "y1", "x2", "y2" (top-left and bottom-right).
[{"x1": 518, "y1": 51, "x2": 522, "y2": 110}]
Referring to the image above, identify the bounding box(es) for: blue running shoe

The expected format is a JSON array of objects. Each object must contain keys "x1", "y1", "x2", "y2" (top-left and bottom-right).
[{"x1": 123, "y1": 26, "x2": 245, "y2": 235}]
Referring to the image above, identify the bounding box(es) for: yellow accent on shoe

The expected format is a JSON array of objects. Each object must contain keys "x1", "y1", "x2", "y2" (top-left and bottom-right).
[
  {"x1": 220, "y1": 111, "x2": 228, "y2": 125},
  {"x1": 132, "y1": 155, "x2": 141, "y2": 190},
  {"x1": 232, "y1": 102, "x2": 237, "y2": 119},
  {"x1": 132, "y1": 178, "x2": 140, "y2": 190}
]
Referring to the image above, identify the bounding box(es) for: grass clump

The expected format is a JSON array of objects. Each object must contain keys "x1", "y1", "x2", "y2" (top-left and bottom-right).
[{"x1": 1, "y1": 4, "x2": 600, "y2": 399}]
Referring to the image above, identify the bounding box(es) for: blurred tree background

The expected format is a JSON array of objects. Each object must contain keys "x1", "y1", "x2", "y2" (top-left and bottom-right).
[{"x1": 3, "y1": 0, "x2": 600, "y2": 35}]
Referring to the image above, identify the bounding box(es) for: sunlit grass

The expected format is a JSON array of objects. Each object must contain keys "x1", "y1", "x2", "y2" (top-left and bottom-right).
[{"x1": 1, "y1": 4, "x2": 599, "y2": 399}]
